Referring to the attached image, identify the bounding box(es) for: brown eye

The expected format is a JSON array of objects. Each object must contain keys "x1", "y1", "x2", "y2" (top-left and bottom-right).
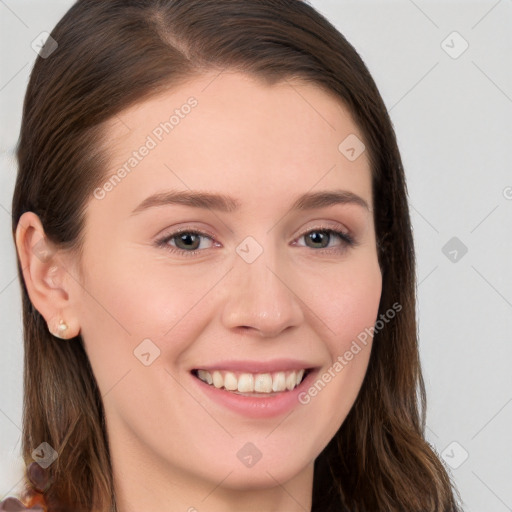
[
  {"x1": 297, "y1": 228, "x2": 355, "y2": 251},
  {"x1": 304, "y1": 230, "x2": 331, "y2": 249},
  {"x1": 174, "y1": 232, "x2": 202, "y2": 251},
  {"x1": 155, "y1": 230, "x2": 216, "y2": 255}
]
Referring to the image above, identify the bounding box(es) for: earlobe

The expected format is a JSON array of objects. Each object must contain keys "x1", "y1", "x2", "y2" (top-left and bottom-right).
[
  {"x1": 50, "y1": 318, "x2": 71, "y2": 339},
  {"x1": 15, "y1": 211, "x2": 80, "y2": 340}
]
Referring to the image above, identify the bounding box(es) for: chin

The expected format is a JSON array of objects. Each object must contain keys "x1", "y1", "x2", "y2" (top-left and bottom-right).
[{"x1": 211, "y1": 463, "x2": 308, "y2": 491}]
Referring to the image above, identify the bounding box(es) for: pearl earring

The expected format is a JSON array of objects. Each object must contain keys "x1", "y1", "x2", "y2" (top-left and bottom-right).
[{"x1": 53, "y1": 319, "x2": 69, "y2": 339}]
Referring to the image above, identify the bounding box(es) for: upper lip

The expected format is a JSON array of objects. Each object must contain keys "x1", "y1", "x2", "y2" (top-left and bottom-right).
[{"x1": 192, "y1": 359, "x2": 319, "y2": 374}]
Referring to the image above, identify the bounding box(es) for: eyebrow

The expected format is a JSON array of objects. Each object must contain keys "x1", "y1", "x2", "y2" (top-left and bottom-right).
[{"x1": 130, "y1": 188, "x2": 370, "y2": 215}]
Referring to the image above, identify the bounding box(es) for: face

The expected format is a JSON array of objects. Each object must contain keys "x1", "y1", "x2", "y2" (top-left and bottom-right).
[{"x1": 68, "y1": 72, "x2": 382, "y2": 502}]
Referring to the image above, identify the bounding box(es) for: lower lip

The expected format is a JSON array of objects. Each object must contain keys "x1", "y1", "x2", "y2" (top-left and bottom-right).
[{"x1": 191, "y1": 370, "x2": 317, "y2": 419}]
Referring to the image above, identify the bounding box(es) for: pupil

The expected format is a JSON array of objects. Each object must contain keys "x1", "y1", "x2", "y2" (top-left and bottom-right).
[
  {"x1": 178, "y1": 233, "x2": 200, "y2": 250},
  {"x1": 308, "y1": 231, "x2": 329, "y2": 248}
]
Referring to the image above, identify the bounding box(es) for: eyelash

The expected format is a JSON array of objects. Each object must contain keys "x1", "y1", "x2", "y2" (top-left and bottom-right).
[{"x1": 154, "y1": 226, "x2": 357, "y2": 257}]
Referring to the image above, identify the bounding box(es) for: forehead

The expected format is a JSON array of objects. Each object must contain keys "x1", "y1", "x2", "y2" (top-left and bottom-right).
[{"x1": 95, "y1": 71, "x2": 372, "y2": 215}]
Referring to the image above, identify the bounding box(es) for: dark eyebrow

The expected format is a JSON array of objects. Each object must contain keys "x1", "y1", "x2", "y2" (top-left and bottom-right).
[
  {"x1": 130, "y1": 188, "x2": 370, "y2": 215},
  {"x1": 130, "y1": 190, "x2": 240, "y2": 215},
  {"x1": 292, "y1": 189, "x2": 370, "y2": 212}
]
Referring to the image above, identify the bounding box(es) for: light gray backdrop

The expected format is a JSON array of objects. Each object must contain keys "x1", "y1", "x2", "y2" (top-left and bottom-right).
[{"x1": 1, "y1": 1, "x2": 511, "y2": 510}]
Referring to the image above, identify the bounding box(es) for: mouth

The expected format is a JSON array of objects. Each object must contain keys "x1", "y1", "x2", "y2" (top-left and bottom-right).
[{"x1": 191, "y1": 368, "x2": 313, "y2": 397}]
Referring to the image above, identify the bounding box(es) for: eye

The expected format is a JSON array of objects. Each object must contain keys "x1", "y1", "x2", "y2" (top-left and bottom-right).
[
  {"x1": 294, "y1": 228, "x2": 355, "y2": 253},
  {"x1": 155, "y1": 229, "x2": 216, "y2": 256},
  {"x1": 154, "y1": 226, "x2": 357, "y2": 257}
]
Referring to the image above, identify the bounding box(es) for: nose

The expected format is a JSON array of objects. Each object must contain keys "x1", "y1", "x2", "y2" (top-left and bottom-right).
[{"x1": 220, "y1": 244, "x2": 304, "y2": 338}]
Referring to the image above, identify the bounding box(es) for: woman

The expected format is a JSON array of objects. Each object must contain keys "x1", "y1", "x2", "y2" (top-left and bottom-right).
[{"x1": 3, "y1": 0, "x2": 462, "y2": 510}]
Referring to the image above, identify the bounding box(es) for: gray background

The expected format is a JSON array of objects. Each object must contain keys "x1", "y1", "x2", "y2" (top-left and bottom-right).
[{"x1": 1, "y1": 1, "x2": 511, "y2": 510}]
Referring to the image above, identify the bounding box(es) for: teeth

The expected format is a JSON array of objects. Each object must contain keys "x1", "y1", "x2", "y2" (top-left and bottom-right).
[
  {"x1": 285, "y1": 372, "x2": 296, "y2": 390},
  {"x1": 224, "y1": 372, "x2": 238, "y2": 391},
  {"x1": 254, "y1": 373, "x2": 272, "y2": 393},
  {"x1": 197, "y1": 369, "x2": 213, "y2": 385},
  {"x1": 238, "y1": 373, "x2": 254, "y2": 392},
  {"x1": 272, "y1": 372, "x2": 286, "y2": 392},
  {"x1": 195, "y1": 369, "x2": 308, "y2": 393},
  {"x1": 212, "y1": 370, "x2": 223, "y2": 388}
]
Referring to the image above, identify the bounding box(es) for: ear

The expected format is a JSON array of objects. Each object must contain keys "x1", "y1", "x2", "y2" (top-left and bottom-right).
[{"x1": 15, "y1": 211, "x2": 81, "y2": 340}]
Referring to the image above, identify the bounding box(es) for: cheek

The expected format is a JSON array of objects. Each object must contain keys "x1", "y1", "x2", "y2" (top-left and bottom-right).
[
  {"x1": 298, "y1": 252, "x2": 383, "y2": 347},
  {"x1": 77, "y1": 246, "x2": 247, "y2": 411},
  {"x1": 76, "y1": 251, "x2": 211, "y2": 393},
  {"x1": 80, "y1": 247, "x2": 212, "y2": 336},
  {"x1": 293, "y1": 253, "x2": 382, "y2": 429}
]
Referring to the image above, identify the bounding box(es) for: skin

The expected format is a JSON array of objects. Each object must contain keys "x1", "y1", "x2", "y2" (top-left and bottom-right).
[{"x1": 16, "y1": 71, "x2": 382, "y2": 512}]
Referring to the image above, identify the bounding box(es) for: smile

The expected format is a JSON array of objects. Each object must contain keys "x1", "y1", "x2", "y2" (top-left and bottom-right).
[{"x1": 193, "y1": 368, "x2": 310, "y2": 394}]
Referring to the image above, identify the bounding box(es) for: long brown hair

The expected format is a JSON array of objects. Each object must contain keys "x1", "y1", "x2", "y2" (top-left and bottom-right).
[{"x1": 12, "y1": 1, "x2": 462, "y2": 510}]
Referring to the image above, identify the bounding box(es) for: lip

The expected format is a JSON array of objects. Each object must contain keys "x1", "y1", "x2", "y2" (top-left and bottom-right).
[
  {"x1": 192, "y1": 358, "x2": 317, "y2": 374},
  {"x1": 190, "y1": 365, "x2": 319, "y2": 419}
]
